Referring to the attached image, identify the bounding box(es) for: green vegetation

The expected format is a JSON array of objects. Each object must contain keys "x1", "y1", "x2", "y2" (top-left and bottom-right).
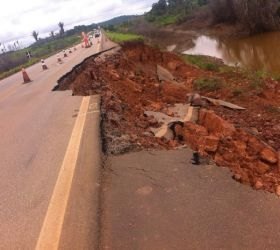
[
  {"x1": 105, "y1": 31, "x2": 143, "y2": 43},
  {"x1": 183, "y1": 54, "x2": 241, "y2": 75},
  {"x1": 0, "y1": 35, "x2": 80, "y2": 80},
  {"x1": 193, "y1": 77, "x2": 224, "y2": 91},
  {"x1": 146, "y1": 0, "x2": 208, "y2": 26},
  {"x1": 147, "y1": 0, "x2": 280, "y2": 32},
  {"x1": 146, "y1": 14, "x2": 180, "y2": 25},
  {"x1": 247, "y1": 70, "x2": 266, "y2": 90},
  {"x1": 29, "y1": 35, "x2": 80, "y2": 57},
  {"x1": 0, "y1": 58, "x2": 39, "y2": 80},
  {"x1": 182, "y1": 54, "x2": 220, "y2": 71},
  {"x1": 211, "y1": 0, "x2": 280, "y2": 33}
]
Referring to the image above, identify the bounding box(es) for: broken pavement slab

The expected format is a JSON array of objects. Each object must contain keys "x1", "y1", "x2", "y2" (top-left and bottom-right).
[
  {"x1": 202, "y1": 96, "x2": 246, "y2": 110},
  {"x1": 157, "y1": 64, "x2": 177, "y2": 83},
  {"x1": 145, "y1": 104, "x2": 199, "y2": 140}
]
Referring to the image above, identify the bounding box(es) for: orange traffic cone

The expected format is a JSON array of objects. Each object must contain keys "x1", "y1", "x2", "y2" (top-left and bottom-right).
[
  {"x1": 41, "y1": 59, "x2": 48, "y2": 70},
  {"x1": 22, "y1": 68, "x2": 31, "y2": 83},
  {"x1": 57, "y1": 55, "x2": 63, "y2": 64}
]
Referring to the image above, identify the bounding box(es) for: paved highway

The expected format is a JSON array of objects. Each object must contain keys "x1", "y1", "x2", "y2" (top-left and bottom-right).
[{"x1": 0, "y1": 36, "x2": 103, "y2": 249}]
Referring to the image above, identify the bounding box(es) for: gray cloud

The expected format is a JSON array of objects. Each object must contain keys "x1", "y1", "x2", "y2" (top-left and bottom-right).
[{"x1": 0, "y1": 0, "x2": 157, "y2": 46}]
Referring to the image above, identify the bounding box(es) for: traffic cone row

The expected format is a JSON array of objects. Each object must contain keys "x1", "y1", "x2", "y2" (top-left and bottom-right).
[
  {"x1": 57, "y1": 55, "x2": 63, "y2": 64},
  {"x1": 21, "y1": 47, "x2": 77, "y2": 84}
]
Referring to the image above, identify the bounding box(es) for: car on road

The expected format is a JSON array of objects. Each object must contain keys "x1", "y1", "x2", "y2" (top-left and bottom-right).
[{"x1": 95, "y1": 31, "x2": 100, "y2": 38}]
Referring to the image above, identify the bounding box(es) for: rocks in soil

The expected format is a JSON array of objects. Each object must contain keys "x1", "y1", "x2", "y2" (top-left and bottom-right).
[{"x1": 260, "y1": 148, "x2": 278, "y2": 164}]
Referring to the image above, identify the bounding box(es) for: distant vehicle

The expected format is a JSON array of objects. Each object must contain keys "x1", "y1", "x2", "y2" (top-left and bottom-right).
[{"x1": 95, "y1": 31, "x2": 100, "y2": 38}]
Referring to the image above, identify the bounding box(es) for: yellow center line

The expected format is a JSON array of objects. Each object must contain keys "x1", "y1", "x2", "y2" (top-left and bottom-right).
[{"x1": 35, "y1": 96, "x2": 91, "y2": 250}]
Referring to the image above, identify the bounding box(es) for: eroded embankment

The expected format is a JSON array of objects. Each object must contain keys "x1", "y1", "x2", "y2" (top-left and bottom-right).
[{"x1": 56, "y1": 41, "x2": 280, "y2": 194}]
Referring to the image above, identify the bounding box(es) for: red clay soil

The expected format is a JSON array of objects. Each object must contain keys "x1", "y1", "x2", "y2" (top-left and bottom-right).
[{"x1": 57, "y1": 41, "x2": 280, "y2": 193}]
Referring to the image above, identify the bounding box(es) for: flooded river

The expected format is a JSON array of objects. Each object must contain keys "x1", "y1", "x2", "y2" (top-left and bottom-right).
[{"x1": 184, "y1": 32, "x2": 280, "y2": 74}]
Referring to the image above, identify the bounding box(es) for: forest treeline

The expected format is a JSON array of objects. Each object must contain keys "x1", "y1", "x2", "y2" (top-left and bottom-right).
[
  {"x1": 212, "y1": 0, "x2": 280, "y2": 32},
  {"x1": 148, "y1": 0, "x2": 280, "y2": 33}
]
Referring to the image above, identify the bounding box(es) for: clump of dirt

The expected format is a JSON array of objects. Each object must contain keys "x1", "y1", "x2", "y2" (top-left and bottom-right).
[{"x1": 56, "y1": 41, "x2": 280, "y2": 193}]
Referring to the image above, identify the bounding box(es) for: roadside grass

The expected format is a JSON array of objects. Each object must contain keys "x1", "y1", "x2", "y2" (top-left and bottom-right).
[
  {"x1": 246, "y1": 70, "x2": 266, "y2": 91},
  {"x1": 0, "y1": 58, "x2": 39, "y2": 80},
  {"x1": 182, "y1": 53, "x2": 279, "y2": 97},
  {"x1": 155, "y1": 15, "x2": 179, "y2": 26},
  {"x1": 105, "y1": 31, "x2": 143, "y2": 43},
  {"x1": 0, "y1": 35, "x2": 80, "y2": 80},
  {"x1": 182, "y1": 54, "x2": 221, "y2": 71},
  {"x1": 193, "y1": 77, "x2": 224, "y2": 92}
]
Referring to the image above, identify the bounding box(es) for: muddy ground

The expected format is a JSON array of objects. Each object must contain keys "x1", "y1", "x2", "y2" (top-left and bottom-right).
[{"x1": 56, "y1": 41, "x2": 280, "y2": 193}]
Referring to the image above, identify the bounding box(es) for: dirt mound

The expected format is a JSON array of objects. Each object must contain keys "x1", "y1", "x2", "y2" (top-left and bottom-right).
[{"x1": 56, "y1": 41, "x2": 280, "y2": 194}]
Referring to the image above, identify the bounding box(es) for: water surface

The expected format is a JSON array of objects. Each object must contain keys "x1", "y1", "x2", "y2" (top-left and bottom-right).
[{"x1": 184, "y1": 32, "x2": 280, "y2": 74}]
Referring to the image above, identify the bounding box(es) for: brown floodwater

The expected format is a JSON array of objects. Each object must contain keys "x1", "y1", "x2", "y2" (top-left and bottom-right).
[{"x1": 184, "y1": 32, "x2": 280, "y2": 74}]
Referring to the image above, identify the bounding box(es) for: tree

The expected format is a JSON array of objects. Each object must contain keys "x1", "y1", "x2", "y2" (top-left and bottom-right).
[
  {"x1": 58, "y1": 22, "x2": 65, "y2": 36},
  {"x1": 150, "y1": 0, "x2": 168, "y2": 16},
  {"x1": 210, "y1": 0, "x2": 235, "y2": 23},
  {"x1": 50, "y1": 31, "x2": 55, "y2": 39},
  {"x1": 209, "y1": 0, "x2": 280, "y2": 33},
  {"x1": 198, "y1": 0, "x2": 208, "y2": 5},
  {"x1": 32, "y1": 31, "x2": 39, "y2": 42}
]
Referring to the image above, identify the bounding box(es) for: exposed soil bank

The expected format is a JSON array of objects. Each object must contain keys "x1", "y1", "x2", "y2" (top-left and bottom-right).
[{"x1": 56, "y1": 41, "x2": 280, "y2": 193}]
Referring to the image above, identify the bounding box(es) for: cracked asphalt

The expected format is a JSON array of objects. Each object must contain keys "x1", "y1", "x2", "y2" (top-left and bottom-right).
[{"x1": 99, "y1": 149, "x2": 280, "y2": 250}]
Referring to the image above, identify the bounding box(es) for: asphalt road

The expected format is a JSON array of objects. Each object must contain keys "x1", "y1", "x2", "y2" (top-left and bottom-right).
[
  {"x1": 101, "y1": 149, "x2": 280, "y2": 250},
  {"x1": 0, "y1": 37, "x2": 102, "y2": 249}
]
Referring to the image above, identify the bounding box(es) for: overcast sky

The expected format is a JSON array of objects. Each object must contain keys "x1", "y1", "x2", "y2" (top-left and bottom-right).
[{"x1": 0, "y1": 0, "x2": 157, "y2": 46}]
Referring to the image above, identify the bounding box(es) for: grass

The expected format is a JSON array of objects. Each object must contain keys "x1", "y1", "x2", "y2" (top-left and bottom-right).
[
  {"x1": 105, "y1": 31, "x2": 143, "y2": 43},
  {"x1": 0, "y1": 58, "x2": 39, "y2": 80},
  {"x1": 0, "y1": 35, "x2": 80, "y2": 80},
  {"x1": 183, "y1": 54, "x2": 220, "y2": 71},
  {"x1": 193, "y1": 77, "x2": 224, "y2": 92},
  {"x1": 155, "y1": 15, "x2": 179, "y2": 26},
  {"x1": 146, "y1": 14, "x2": 180, "y2": 26},
  {"x1": 246, "y1": 70, "x2": 266, "y2": 90}
]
